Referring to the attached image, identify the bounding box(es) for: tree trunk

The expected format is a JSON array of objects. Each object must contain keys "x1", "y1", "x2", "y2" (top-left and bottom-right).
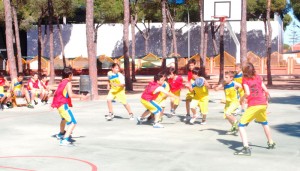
[
  {"x1": 3, "y1": 0, "x2": 17, "y2": 79},
  {"x1": 131, "y1": 14, "x2": 137, "y2": 82},
  {"x1": 48, "y1": 0, "x2": 55, "y2": 85},
  {"x1": 219, "y1": 20, "x2": 225, "y2": 84},
  {"x1": 86, "y1": 0, "x2": 99, "y2": 100},
  {"x1": 161, "y1": 0, "x2": 167, "y2": 70},
  {"x1": 12, "y1": 6, "x2": 23, "y2": 73},
  {"x1": 199, "y1": 0, "x2": 205, "y2": 74},
  {"x1": 202, "y1": 23, "x2": 208, "y2": 77},
  {"x1": 240, "y1": 0, "x2": 247, "y2": 64},
  {"x1": 210, "y1": 22, "x2": 219, "y2": 55},
  {"x1": 123, "y1": 0, "x2": 132, "y2": 91},
  {"x1": 266, "y1": 0, "x2": 273, "y2": 85},
  {"x1": 166, "y1": 8, "x2": 178, "y2": 56},
  {"x1": 56, "y1": 17, "x2": 66, "y2": 68},
  {"x1": 38, "y1": 18, "x2": 42, "y2": 76}
]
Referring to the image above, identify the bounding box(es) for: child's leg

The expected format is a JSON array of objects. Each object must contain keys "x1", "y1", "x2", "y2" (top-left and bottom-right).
[
  {"x1": 262, "y1": 125, "x2": 273, "y2": 143},
  {"x1": 123, "y1": 103, "x2": 133, "y2": 115},
  {"x1": 238, "y1": 126, "x2": 249, "y2": 147},
  {"x1": 141, "y1": 110, "x2": 150, "y2": 118},
  {"x1": 64, "y1": 123, "x2": 76, "y2": 140},
  {"x1": 107, "y1": 100, "x2": 113, "y2": 113},
  {"x1": 59, "y1": 119, "x2": 66, "y2": 134},
  {"x1": 186, "y1": 99, "x2": 191, "y2": 115}
]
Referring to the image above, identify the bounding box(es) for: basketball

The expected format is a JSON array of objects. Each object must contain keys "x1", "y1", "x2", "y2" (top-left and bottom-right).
[{"x1": 194, "y1": 77, "x2": 205, "y2": 87}]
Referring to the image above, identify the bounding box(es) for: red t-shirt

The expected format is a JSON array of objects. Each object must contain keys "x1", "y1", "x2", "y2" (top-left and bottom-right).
[
  {"x1": 168, "y1": 75, "x2": 183, "y2": 92},
  {"x1": 187, "y1": 71, "x2": 193, "y2": 82},
  {"x1": 141, "y1": 81, "x2": 160, "y2": 101},
  {"x1": 242, "y1": 75, "x2": 267, "y2": 107},
  {"x1": 0, "y1": 77, "x2": 5, "y2": 86}
]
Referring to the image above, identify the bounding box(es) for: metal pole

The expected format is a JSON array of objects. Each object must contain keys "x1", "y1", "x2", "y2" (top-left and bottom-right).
[{"x1": 188, "y1": 8, "x2": 190, "y2": 59}]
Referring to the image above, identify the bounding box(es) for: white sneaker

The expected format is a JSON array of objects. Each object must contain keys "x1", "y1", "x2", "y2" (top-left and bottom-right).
[
  {"x1": 59, "y1": 139, "x2": 73, "y2": 146},
  {"x1": 190, "y1": 117, "x2": 196, "y2": 124},
  {"x1": 153, "y1": 123, "x2": 164, "y2": 128},
  {"x1": 129, "y1": 114, "x2": 134, "y2": 120}
]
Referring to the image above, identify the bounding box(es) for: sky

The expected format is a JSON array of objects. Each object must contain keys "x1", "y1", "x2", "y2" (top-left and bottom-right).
[{"x1": 283, "y1": 0, "x2": 300, "y2": 46}]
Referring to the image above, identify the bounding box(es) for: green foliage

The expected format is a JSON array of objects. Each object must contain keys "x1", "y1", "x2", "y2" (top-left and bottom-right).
[
  {"x1": 283, "y1": 14, "x2": 292, "y2": 30},
  {"x1": 94, "y1": 0, "x2": 123, "y2": 23},
  {"x1": 290, "y1": 0, "x2": 300, "y2": 21},
  {"x1": 247, "y1": 0, "x2": 287, "y2": 20},
  {"x1": 283, "y1": 44, "x2": 291, "y2": 51}
]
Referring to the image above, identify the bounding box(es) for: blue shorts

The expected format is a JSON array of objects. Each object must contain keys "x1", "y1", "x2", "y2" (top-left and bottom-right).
[{"x1": 0, "y1": 93, "x2": 4, "y2": 98}]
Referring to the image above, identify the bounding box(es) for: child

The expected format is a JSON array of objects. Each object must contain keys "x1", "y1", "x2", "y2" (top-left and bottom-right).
[
  {"x1": 214, "y1": 71, "x2": 242, "y2": 133},
  {"x1": 51, "y1": 67, "x2": 89, "y2": 146},
  {"x1": 106, "y1": 63, "x2": 133, "y2": 120},
  {"x1": 185, "y1": 67, "x2": 210, "y2": 124},
  {"x1": 10, "y1": 73, "x2": 33, "y2": 108},
  {"x1": 167, "y1": 67, "x2": 183, "y2": 117},
  {"x1": 137, "y1": 72, "x2": 179, "y2": 128},
  {"x1": 0, "y1": 74, "x2": 11, "y2": 110},
  {"x1": 234, "y1": 63, "x2": 245, "y2": 114},
  {"x1": 40, "y1": 74, "x2": 52, "y2": 104},
  {"x1": 185, "y1": 59, "x2": 196, "y2": 120},
  {"x1": 147, "y1": 70, "x2": 170, "y2": 123},
  {"x1": 234, "y1": 62, "x2": 275, "y2": 156},
  {"x1": 27, "y1": 72, "x2": 43, "y2": 105}
]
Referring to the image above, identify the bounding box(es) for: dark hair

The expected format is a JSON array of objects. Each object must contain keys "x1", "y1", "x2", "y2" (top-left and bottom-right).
[
  {"x1": 225, "y1": 71, "x2": 235, "y2": 78},
  {"x1": 32, "y1": 72, "x2": 38, "y2": 77},
  {"x1": 17, "y1": 72, "x2": 24, "y2": 77},
  {"x1": 168, "y1": 67, "x2": 177, "y2": 75},
  {"x1": 62, "y1": 67, "x2": 73, "y2": 79},
  {"x1": 41, "y1": 74, "x2": 47, "y2": 79},
  {"x1": 242, "y1": 62, "x2": 256, "y2": 78},
  {"x1": 111, "y1": 63, "x2": 120, "y2": 69},
  {"x1": 154, "y1": 72, "x2": 165, "y2": 82},
  {"x1": 188, "y1": 59, "x2": 196, "y2": 65},
  {"x1": 192, "y1": 67, "x2": 201, "y2": 76}
]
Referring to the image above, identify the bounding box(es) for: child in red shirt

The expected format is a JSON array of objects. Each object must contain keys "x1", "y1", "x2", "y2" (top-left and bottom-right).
[
  {"x1": 167, "y1": 67, "x2": 183, "y2": 117},
  {"x1": 234, "y1": 63, "x2": 275, "y2": 156}
]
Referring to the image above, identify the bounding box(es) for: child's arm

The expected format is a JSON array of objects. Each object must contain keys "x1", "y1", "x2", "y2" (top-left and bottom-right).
[
  {"x1": 213, "y1": 84, "x2": 223, "y2": 91},
  {"x1": 154, "y1": 87, "x2": 179, "y2": 100},
  {"x1": 234, "y1": 81, "x2": 242, "y2": 90},
  {"x1": 66, "y1": 82, "x2": 89, "y2": 100},
  {"x1": 242, "y1": 84, "x2": 250, "y2": 98}
]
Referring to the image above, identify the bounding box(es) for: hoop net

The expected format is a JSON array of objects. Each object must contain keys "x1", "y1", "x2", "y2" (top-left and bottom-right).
[{"x1": 211, "y1": 16, "x2": 228, "y2": 22}]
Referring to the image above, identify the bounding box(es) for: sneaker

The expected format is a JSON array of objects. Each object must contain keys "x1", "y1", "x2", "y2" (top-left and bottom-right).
[
  {"x1": 6, "y1": 102, "x2": 13, "y2": 108},
  {"x1": 267, "y1": 142, "x2": 276, "y2": 149},
  {"x1": 27, "y1": 104, "x2": 34, "y2": 109},
  {"x1": 137, "y1": 117, "x2": 146, "y2": 124},
  {"x1": 153, "y1": 123, "x2": 164, "y2": 128},
  {"x1": 234, "y1": 146, "x2": 251, "y2": 156},
  {"x1": 200, "y1": 121, "x2": 207, "y2": 125},
  {"x1": 129, "y1": 114, "x2": 134, "y2": 120},
  {"x1": 105, "y1": 113, "x2": 114, "y2": 120},
  {"x1": 59, "y1": 139, "x2": 74, "y2": 146},
  {"x1": 183, "y1": 114, "x2": 191, "y2": 122},
  {"x1": 56, "y1": 133, "x2": 64, "y2": 140},
  {"x1": 34, "y1": 100, "x2": 38, "y2": 105},
  {"x1": 167, "y1": 110, "x2": 175, "y2": 118},
  {"x1": 190, "y1": 117, "x2": 196, "y2": 124}
]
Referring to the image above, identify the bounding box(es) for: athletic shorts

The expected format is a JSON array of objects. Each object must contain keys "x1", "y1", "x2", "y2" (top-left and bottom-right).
[
  {"x1": 155, "y1": 96, "x2": 167, "y2": 108},
  {"x1": 171, "y1": 90, "x2": 181, "y2": 105},
  {"x1": 239, "y1": 105, "x2": 268, "y2": 127},
  {"x1": 58, "y1": 104, "x2": 77, "y2": 125},
  {"x1": 140, "y1": 99, "x2": 162, "y2": 115},
  {"x1": 107, "y1": 90, "x2": 127, "y2": 104},
  {"x1": 185, "y1": 91, "x2": 194, "y2": 101},
  {"x1": 14, "y1": 91, "x2": 23, "y2": 97},
  {"x1": 224, "y1": 101, "x2": 239, "y2": 119},
  {"x1": 190, "y1": 98, "x2": 208, "y2": 115}
]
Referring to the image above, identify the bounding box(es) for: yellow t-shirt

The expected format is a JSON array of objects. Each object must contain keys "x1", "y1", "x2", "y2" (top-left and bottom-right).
[
  {"x1": 234, "y1": 71, "x2": 243, "y2": 84},
  {"x1": 192, "y1": 77, "x2": 208, "y2": 101},
  {"x1": 224, "y1": 81, "x2": 239, "y2": 102},
  {"x1": 108, "y1": 71, "x2": 125, "y2": 94}
]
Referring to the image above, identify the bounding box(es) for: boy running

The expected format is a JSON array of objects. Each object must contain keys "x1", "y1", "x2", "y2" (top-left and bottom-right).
[
  {"x1": 106, "y1": 63, "x2": 133, "y2": 120},
  {"x1": 51, "y1": 67, "x2": 89, "y2": 146},
  {"x1": 214, "y1": 71, "x2": 242, "y2": 133},
  {"x1": 234, "y1": 62, "x2": 275, "y2": 156}
]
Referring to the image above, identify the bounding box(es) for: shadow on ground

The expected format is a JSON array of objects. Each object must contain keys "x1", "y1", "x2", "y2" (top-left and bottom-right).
[
  {"x1": 269, "y1": 96, "x2": 300, "y2": 105},
  {"x1": 272, "y1": 122, "x2": 300, "y2": 138}
]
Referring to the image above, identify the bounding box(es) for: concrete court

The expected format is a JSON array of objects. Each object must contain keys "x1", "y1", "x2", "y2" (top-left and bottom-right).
[{"x1": 0, "y1": 89, "x2": 299, "y2": 171}]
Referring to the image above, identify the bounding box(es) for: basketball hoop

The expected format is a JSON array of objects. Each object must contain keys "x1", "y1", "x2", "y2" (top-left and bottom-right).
[{"x1": 211, "y1": 16, "x2": 228, "y2": 22}]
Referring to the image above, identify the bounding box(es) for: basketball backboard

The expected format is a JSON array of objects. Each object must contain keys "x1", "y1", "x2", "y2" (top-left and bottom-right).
[{"x1": 203, "y1": 0, "x2": 242, "y2": 21}]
